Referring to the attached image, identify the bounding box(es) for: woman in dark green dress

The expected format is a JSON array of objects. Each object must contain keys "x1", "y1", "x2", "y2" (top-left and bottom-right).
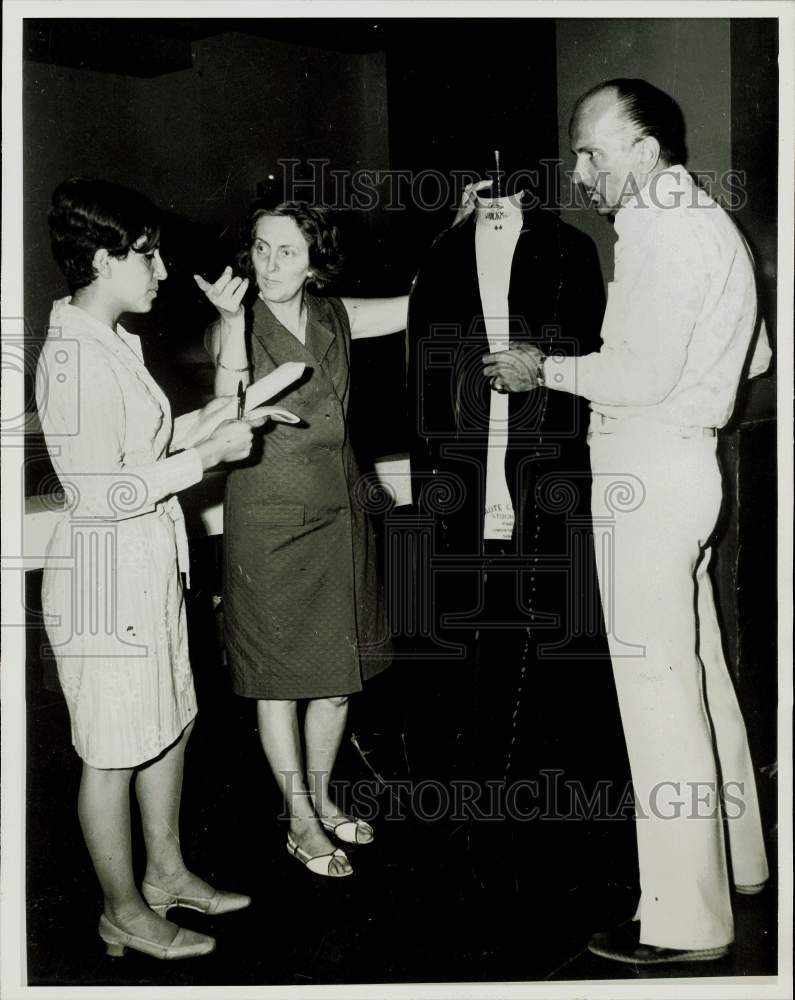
[{"x1": 197, "y1": 204, "x2": 407, "y2": 877}]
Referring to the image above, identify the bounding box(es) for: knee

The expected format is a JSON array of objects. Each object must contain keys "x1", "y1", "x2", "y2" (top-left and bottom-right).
[{"x1": 321, "y1": 695, "x2": 349, "y2": 709}]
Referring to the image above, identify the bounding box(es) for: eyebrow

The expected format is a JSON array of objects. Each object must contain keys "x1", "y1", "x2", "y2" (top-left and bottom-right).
[{"x1": 253, "y1": 238, "x2": 298, "y2": 249}]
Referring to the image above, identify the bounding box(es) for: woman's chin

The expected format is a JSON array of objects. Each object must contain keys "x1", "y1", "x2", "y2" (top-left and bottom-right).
[
  {"x1": 124, "y1": 301, "x2": 155, "y2": 317},
  {"x1": 258, "y1": 282, "x2": 301, "y2": 303}
]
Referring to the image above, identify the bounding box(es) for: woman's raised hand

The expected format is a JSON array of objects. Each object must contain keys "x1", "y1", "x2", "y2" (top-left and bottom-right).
[{"x1": 194, "y1": 266, "x2": 249, "y2": 321}]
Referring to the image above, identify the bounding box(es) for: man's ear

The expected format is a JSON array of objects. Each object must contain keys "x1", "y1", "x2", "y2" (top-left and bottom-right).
[
  {"x1": 92, "y1": 248, "x2": 112, "y2": 279},
  {"x1": 637, "y1": 135, "x2": 661, "y2": 174}
]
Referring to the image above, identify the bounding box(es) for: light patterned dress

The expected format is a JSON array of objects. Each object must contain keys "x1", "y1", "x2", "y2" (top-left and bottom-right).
[{"x1": 36, "y1": 298, "x2": 206, "y2": 768}]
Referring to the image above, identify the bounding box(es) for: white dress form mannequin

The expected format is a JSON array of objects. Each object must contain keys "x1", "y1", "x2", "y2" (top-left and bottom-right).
[{"x1": 474, "y1": 192, "x2": 524, "y2": 541}]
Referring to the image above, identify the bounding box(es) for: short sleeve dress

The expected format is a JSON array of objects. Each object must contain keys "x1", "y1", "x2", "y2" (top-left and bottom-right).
[
  {"x1": 223, "y1": 294, "x2": 392, "y2": 699},
  {"x1": 37, "y1": 298, "x2": 204, "y2": 769}
]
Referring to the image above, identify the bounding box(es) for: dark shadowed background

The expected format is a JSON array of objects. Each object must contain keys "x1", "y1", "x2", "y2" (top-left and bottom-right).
[{"x1": 20, "y1": 15, "x2": 778, "y2": 987}]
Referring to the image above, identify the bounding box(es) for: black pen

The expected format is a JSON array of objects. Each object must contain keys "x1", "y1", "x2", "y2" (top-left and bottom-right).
[{"x1": 236, "y1": 380, "x2": 246, "y2": 420}]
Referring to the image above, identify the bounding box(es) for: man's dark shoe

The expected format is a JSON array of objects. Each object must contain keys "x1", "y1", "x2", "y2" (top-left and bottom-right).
[{"x1": 587, "y1": 921, "x2": 731, "y2": 965}]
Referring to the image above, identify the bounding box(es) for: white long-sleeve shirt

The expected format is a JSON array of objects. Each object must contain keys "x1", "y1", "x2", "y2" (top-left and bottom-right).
[{"x1": 545, "y1": 166, "x2": 771, "y2": 428}]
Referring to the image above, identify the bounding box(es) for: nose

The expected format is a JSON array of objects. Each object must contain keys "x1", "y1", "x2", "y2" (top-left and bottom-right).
[
  {"x1": 572, "y1": 154, "x2": 592, "y2": 188},
  {"x1": 154, "y1": 250, "x2": 168, "y2": 281},
  {"x1": 264, "y1": 253, "x2": 279, "y2": 274}
]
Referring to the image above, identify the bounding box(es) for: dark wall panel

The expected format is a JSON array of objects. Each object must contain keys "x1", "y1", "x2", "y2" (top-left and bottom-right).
[
  {"x1": 23, "y1": 24, "x2": 390, "y2": 494},
  {"x1": 383, "y1": 18, "x2": 559, "y2": 284}
]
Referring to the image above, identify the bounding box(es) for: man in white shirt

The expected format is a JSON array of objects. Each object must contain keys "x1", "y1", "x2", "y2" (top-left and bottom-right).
[{"x1": 485, "y1": 78, "x2": 771, "y2": 964}]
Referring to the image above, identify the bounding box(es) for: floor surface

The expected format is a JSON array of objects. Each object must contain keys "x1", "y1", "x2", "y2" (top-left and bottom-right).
[{"x1": 24, "y1": 561, "x2": 778, "y2": 990}]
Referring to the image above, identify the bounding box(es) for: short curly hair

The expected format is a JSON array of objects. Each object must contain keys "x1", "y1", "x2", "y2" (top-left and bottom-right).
[
  {"x1": 49, "y1": 177, "x2": 161, "y2": 292},
  {"x1": 237, "y1": 201, "x2": 344, "y2": 291}
]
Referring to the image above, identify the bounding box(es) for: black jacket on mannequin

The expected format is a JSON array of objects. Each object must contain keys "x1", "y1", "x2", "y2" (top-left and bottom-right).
[
  {"x1": 404, "y1": 202, "x2": 625, "y2": 795},
  {"x1": 408, "y1": 204, "x2": 605, "y2": 631}
]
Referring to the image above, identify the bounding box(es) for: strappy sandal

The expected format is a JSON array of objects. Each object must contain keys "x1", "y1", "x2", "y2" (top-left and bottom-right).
[
  {"x1": 286, "y1": 831, "x2": 353, "y2": 877},
  {"x1": 142, "y1": 880, "x2": 251, "y2": 916},
  {"x1": 320, "y1": 817, "x2": 374, "y2": 845}
]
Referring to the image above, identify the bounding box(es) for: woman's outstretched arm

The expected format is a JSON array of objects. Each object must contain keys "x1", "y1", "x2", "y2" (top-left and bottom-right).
[{"x1": 342, "y1": 295, "x2": 409, "y2": 340}]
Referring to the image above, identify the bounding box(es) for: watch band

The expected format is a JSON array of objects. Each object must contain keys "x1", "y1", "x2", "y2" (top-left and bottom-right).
[{"x1": 537, "y1": 357, "x2": 546, "y2": 388}]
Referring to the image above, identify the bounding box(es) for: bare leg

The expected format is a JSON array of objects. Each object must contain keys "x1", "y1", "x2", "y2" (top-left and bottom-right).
[
  {"x1": 305, "y1": 695, "x2": 370, "y2": 838},
  {"x1": 256, "y1": 698, "x2": 351, "y2": 873},
  {"x1": 135, "y1": 719, "x2": 217, "y2": 901},
  {"x1": 78, "y1": 761, "x2": 179, "y2": 945}
]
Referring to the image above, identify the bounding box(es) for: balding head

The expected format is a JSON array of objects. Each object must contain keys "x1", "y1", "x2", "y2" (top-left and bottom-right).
[
  {"x1": 570, "y1": 80, "x2": 678, "y2": 215},
  {"x1": 572, "y1": 86, "x2": 639, "y2": 150},
  {"x1": 571, "y1": 79, "x2": 687, "y2": 168}
]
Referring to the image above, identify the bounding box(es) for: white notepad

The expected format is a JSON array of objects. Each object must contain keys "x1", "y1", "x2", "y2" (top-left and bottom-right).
[
  {"x1": 243, "y1": 361, "x2": 306, "y2": 412},
  {"x1": 214, "y1": 362, "x2": 306, "y2": 423}
]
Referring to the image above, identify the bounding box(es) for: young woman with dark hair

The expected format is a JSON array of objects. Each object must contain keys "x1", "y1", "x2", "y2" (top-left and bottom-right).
[{"x1": 38, "y1": 178, "x2": 281, "y2": 959}]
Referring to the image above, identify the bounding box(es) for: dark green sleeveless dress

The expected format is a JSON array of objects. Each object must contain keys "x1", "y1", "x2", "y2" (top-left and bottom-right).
[{"x1": 223, "y1": 294, "x2": 392, "y2": 699}]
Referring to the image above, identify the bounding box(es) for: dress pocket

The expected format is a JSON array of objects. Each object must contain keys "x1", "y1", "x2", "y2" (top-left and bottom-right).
[{"x1": 243, "y1": 503, "x2": 305, "y2": 526}]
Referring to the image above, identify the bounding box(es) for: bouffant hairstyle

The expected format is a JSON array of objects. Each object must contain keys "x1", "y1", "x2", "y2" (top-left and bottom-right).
[
  {"x1": 49, "y1": 177, "x2": 161, "y2": 292},
  {"x1": 238, "y1": 201, "x2": 344, "y2": 291}
]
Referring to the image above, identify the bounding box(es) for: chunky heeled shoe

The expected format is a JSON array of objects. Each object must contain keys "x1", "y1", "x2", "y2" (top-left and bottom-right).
[
  {"x1": 142, "y1": 880, "x2": 251, "y2": 917},
  {"x1": 320, "y1": 817, "x2": 374, "y2": 845},
  {"x1": 98, "y1": 913, "x2": 215, "y2": 960},
  {"x1": 286, "y1": 831, "x2": 353, "y2": 877}
]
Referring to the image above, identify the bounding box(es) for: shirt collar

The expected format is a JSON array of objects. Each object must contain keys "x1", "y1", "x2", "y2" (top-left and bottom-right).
[
  {"x1": 49, "y1": 297, "x2": 143, "y2": 361},
  {"x1": 614, "y1": 164, "x2": 693, "y2": 239}
]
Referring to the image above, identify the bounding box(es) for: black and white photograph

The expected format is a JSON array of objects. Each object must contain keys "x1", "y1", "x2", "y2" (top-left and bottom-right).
[{"x1": 1, "y1": 3, "x2": 792, "y2": 998}]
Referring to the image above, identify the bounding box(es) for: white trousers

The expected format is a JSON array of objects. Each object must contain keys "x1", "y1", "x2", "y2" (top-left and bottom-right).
[{"x1": 588, "y1": 421, "x2": 769, "y2": 950}]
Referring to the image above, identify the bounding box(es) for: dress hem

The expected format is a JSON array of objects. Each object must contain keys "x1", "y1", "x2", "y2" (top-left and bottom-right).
[{"x1": 71, "y1": 709, "x2": 198, "y2": 770}]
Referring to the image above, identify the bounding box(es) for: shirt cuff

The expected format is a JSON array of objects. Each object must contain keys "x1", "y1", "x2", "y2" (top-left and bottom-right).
[
  {"x1": 542, "y1": 355, "x2": 580, "y2": 396},
  {"x1": 168, "y1": 447, "x2": 205, "y2": 494},
  {"x1": 171, "y1": 410, "x2": 202, "y2": 451}
]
